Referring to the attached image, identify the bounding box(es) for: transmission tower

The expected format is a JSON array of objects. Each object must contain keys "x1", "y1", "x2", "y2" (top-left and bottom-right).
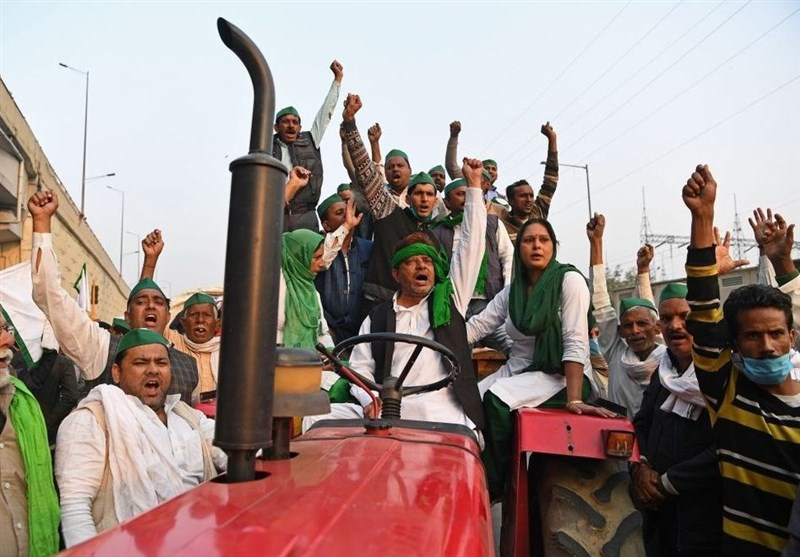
[
  {"x1": 640, "y1": 187, "x2": 652, "y2": 246},
  {"x1": 733, "y1": 195, "x2": 745, "y2": 260}
]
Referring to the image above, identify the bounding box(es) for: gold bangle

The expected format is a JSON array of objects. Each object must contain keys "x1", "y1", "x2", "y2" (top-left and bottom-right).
[{"x1": 567, "y1": 400, "x2": 583, "y2": 405}]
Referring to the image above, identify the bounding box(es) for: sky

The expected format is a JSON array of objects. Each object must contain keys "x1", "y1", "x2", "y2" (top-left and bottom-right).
[{"x1": 1, "y1": 1, "x2": 798, "y2": 296}]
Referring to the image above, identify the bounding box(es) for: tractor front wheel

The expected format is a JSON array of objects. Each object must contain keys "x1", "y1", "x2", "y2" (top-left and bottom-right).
[{"x1": 535, "y1": 456, "x2": 644, "y2": 557}]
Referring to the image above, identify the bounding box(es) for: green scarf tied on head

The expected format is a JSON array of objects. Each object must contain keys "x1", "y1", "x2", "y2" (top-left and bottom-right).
[
  {"x1": 509, "y1": 257, "x2": 584, "y2": 374},
  {"x1": 281, "y1": 229, "x2": 324, "y2": 349},
  {"x1": 434, "y1": 212, "x2": 489, "y2": 295},
  {"x1": 391, "y1": 243, "x2": 454, "y2": 328},
  {"x1": 8, "y1": 376, "x2": 60, "y2": 557}
]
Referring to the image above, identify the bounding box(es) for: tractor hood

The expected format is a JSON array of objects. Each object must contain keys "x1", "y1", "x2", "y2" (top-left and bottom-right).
[{"x1": 57, "y1": 423, "x2": 493, "y2": 557}]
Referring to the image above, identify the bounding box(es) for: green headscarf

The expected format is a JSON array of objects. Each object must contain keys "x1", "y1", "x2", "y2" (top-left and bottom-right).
[
  {"x1": 509, "y1": 254, "x2": 584, "y2": 374},
  {"x1": 281, "y1": 229, "x2": 324, "y2": 348},
  {"x1": 8, "y1": 376, "x2": 60, "y2": 557},
  {"x1": 391, "y1": 243, "x2": 453, "y2": 328}
]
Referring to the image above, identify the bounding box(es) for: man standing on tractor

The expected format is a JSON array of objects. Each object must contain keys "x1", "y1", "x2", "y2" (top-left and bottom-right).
[
  {"x1": 683, "y1": 163, "x2": 800, "y2": 556},
  {"x1": 275, "y1": 60, "x2": 343, "y2": 232},
  {"x1": 345, "y1": 157, "x2": 489, "y2": 433}
]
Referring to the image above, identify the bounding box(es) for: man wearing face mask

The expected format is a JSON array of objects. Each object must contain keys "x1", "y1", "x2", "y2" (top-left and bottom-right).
[{"x1": 684, "y1": 163, "x2": 800, "y2": 557}]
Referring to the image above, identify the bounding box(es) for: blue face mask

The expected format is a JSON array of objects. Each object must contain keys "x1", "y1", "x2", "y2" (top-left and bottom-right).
[
  {"x1": 589, "y1": 338, "x2": 602, "y2": 356},
  {"x1": 735, "y1": 353, "x2": 793, "y2": 385}
]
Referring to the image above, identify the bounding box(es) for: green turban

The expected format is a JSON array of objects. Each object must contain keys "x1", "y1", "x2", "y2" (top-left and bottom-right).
[
  {"x1": 128, "y1": 278, "x2": 167, "y2": 303},
  {"x1": 444, "y1": 179, "x2": 467, "y2": 196},
  {"x1": 112, "y1": 318, "x2": 131, "y2": 333},
  {"x1": 184, "y1": 292, "x2": 217, "y2": 313},
  {"x1": 482, "y1": 159, "x2": 498, "y2": 168},
  {"x1": 275, "y1": 106, "x2": 300, "y2": 123},
  {"x1": 619, "y1": 297, "x2": 658, "y2": 317},
  {"x1": 317, "y1": 193, "x2": 344, "y2": 220},
  {"x1": 337, "y1": 183, "x2": 351, "y2": 193},
  {"x1": 408, "y1": 172, "x2": 434, "y2": 192},
  {"x1": 428, "y1": 165, "x2": 445, "y2": 175},
  {"x1": 385, "y1": 149, "x2": 409, "y2": 166},
  {"x1": 391, "y1": 243, "x2": 453, "y2": 328},
  {"x1": 115, "y1": 328, "x2": 169, "y2": 359},
  {"x1": 659, "y1": 283, "x2": 688, "y2": 304}
]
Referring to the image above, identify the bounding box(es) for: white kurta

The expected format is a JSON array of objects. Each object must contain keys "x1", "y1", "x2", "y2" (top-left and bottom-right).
[
  {"x1": 447, "y1": 214, "x2": 514, "y2": 298},
  {"x1": 347, "y1": 187, "x2": 487, "y2": 427},
  {"x1": 466, "y1": 272, "x2": 593, "y2": 410},
  {"x1": 56, "y1": 390, "x2": 226, "y2": 548}
]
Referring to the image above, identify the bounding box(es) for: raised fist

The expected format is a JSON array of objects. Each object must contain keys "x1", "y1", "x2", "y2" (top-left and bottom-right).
[
  {"x1": 343, "y1": 93, "x2": 362, "y2": 122},
  {"x1": 450, "y1": 121, "x2": 461, "y2": 137},
  {"x1": 330, "y1": 60, "x2": 344, "y2": 82}
]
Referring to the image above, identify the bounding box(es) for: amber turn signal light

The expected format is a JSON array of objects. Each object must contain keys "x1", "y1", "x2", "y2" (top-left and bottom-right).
[{"x1": 603, "y1": 430, "x2": 634, "y2": 459}]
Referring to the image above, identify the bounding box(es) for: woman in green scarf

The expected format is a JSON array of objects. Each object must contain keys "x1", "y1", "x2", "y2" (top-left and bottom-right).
[
  {"x1": 279, "y1": 229, "x2": 333, "y2": 349},
  {"x1": 465, "y1": 218, "x2": 617, "y2": 499}
]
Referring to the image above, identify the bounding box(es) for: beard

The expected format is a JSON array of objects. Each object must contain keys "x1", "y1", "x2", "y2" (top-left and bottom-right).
[{"x1": 0, "y1": 347, "x2": 12, "y2": 388}]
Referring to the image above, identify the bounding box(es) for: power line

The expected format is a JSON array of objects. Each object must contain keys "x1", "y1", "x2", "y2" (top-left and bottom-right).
[
  {"x1": 496, "y1": 2, "x2": 727, "y2": 178},
  {"x1": 550, "y1": 73, "x2": 800, "y2": 216},
  {"x1": 551, "y1": 2, "x2": 683, "y2": 123},
  {"x1": 556, "y1": 1, "x2": 726, "y2": 136},
  {"x1": 563, "y1": 0, "x2": 752, "y2": 152},
  {"x1": 478, "y1": 2, "x2": 631, "y2": 155},
  {"x1": 574, "y1": 6, "x2": 800, "y2": 163}
]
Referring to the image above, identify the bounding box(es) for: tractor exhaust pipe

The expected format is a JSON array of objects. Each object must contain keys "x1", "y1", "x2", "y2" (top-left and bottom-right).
[{"x1": 213, "y1": 17, "x2": 287, "y2": 482}]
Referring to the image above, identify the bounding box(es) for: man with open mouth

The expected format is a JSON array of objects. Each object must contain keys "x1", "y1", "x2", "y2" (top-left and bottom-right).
[
  {"x1": 27, "y1": 192, "x2": 199, "y2": 404},
  {"x1": 55, "y1": 328, "x2": 226, "y2": 548}
]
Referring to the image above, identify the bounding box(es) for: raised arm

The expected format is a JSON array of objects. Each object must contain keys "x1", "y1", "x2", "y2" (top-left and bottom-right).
[
  {"x1": 749, "y1": 208, "x2": 778, "y2": 286},
  {"x1": 445, "y1": 121, "x2": 463, "y2": 180},
  {"x1": 309, "y1": 60, "x2": 343, "y2": 147},
  {"x1": 321, "y1": 199, "x2": 362, "y2": 267},
  {"x1": 342, "y1": 93, "x2": 396, "y2": 219},
  {"x1": 284, "y1": 166, "x2": 311, "y2": 205},
  {"x1": 683, "y1": 164, "x2": 730, "y2": 412},
  {"x1": 759, "y1": 210, "x2": 799, "y2": 335},
  {"x1": 532, "y1": 122, "x2": 559, "y2": 219},
  {"x1": 140, "y1": 229, "x2": 164, "y2": 281},
  {"x1": 450, "y1": 158, "x2": 488, "y2": 316},
  {"x1": 586, "y1": 213, "x2": 621, "y2": 353},
  {"x1": 634, "y1": 244, "x2": 654, "y2": 304},
  {"x1": 368, "y1": 123, "x2": 382, "y2": 165},
  {"x1": 340, "y1": 124, "x2": 359, "y2": 185},
  {"x1": 29, "y1": 191, "x2": 110, "y2": 379}
]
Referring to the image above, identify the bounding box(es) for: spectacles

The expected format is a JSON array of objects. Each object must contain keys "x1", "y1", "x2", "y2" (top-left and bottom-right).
[{"x1": 0, "y1": 324, "x2": 15, "y2": 336}]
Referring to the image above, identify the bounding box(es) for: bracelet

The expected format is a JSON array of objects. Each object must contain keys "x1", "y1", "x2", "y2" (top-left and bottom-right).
[{"x1": 567, "y1": 400, "x2": 583, "y2": 405}]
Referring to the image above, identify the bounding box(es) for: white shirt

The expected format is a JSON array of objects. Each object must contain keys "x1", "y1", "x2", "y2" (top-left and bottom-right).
[
  {"x1": 275, "y1": 80, "x2": 341, "y2": 169},
  {"x1": 30, "y1": 232, "x2": 110, "y2": 380},
  {"x1": 466, "y1": 272, "x2": 592, "y2": 408},
  {"x1": 56, "y1": 392, "x2": 226, "y2": 547},
  {"x1": 448, "y1": 214, "x2": 514, "y2": 298},
  {"x1": 348, "y1": 188, "x2": 487, "y2": 426}
]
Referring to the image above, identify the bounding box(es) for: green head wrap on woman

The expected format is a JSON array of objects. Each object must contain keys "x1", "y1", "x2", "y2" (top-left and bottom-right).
[
  {"x1": 391, "y1": 243, "x2": 454, "y2": 328},
  {"x1": 281, "y1": 229, "x2": 324, "y2": 348},
  {"x1": 508, "y1": 220, "x2": 586, "y2": 374}
]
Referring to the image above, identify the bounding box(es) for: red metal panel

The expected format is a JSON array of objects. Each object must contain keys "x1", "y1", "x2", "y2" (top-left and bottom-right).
[
  {"x1": 58, "y1": 425, "x2": 493, "y2": 557},
  {"x1": 515, "y1": 408, "x2": 640, "y2": 461}
]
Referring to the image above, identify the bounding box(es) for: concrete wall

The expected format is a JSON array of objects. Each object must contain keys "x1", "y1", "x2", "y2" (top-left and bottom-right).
[{"x1": 0, "y1": 77, "x2": 128, "y2": 321}]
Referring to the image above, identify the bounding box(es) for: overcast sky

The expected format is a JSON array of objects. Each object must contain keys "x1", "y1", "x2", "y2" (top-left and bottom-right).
[{"x1": 1, "y1": 1, "x2": 798, "y2": 296}]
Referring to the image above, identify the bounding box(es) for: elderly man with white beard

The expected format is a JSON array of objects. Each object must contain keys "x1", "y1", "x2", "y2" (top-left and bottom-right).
[{"x1": 0, "y1": 308, "x2": 60, "y2": 557}]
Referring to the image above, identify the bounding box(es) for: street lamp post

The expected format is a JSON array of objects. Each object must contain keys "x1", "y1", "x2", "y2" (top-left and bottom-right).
[
  {"x1": 106, "y1": 186, "x2": 125, "y2": 277},
  {"x1": 541, "y1": 161, "x2": 592, "y2": 219},
  {"x1": 58, "y1": 62, "x2": 90, "y2": 216},
  {"x1": 126, "y1": 231, "x2": 141, "y2": 278}
]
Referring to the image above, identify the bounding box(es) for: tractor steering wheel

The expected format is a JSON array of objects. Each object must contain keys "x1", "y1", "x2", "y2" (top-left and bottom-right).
[{"x1": 331, "y1": 332, "x2": 460, "y2": 419}]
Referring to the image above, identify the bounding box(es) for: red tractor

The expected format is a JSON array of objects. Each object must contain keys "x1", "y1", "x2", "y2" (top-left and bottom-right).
[{"x1": 57, "y1": 19, "x2": 643, "y2": 557}]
